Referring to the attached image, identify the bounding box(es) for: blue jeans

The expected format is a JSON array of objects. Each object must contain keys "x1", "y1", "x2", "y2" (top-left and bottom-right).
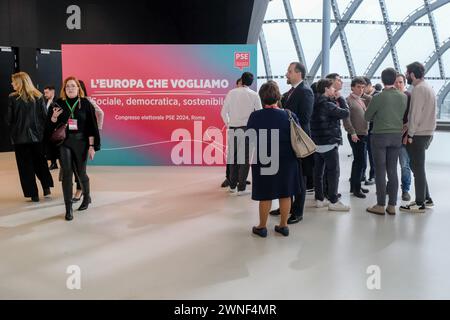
[{"x1": 399, "y1": 146, "x2": 411, "y2": 192}]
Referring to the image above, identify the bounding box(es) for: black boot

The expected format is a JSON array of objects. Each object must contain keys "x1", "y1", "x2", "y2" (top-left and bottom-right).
[
  {"x1": 78, "y1": 179, "x2": 91, "y2": 211},
  {"x1": 78, "y1": 195, "x2": 91, "y2": 211},
  {"x1": 65, "y1": 202, "x2": 73, "y2": 221}
]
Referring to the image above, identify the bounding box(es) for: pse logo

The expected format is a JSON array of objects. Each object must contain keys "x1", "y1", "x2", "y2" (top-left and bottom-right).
[{"x1": 234, "y1": 52, "x2": 250, "y2": 70}]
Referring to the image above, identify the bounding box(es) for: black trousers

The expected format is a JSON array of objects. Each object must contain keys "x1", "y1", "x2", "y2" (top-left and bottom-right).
[
  {"x1": 348, "y1": 134, "x2": 368, "y2": 192},
  {"x1": 59, "y1": 133, "x2": 90, "y2": 204},
  {"x1": 314, "y1": 147, "x2": 340, "y2": 203},
  {"x1": 45, "y1": 142, "x2": 59, "y2": 164},
  {"x1": 406, "y1": 135, "x2": 433, "y2": 205},
  {"x1": 363, "y1": 124, "x2": 375, "y2": 180},
  {"x1": 291, "y1": 159, "x2": 306, "y2": 217},
  {"x1": 14, "y1": 143, "x2": 54, "y2": 198},
  {"x1": 228, "y1": 127, "x2": 250, "y2": 191},
  {"x1": 225, "y1": 164, "x2": 230, "y2": 181}
]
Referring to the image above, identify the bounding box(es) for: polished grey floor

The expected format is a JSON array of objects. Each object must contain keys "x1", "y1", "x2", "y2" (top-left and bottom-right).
[{"x1": 0, "y1": 132, "x2": 449, "y2": 299}]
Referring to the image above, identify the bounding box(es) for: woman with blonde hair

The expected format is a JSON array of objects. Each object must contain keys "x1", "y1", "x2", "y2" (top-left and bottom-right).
[
  {"x1": 7, "y1": 71, "x2": 54, "y2": 202},
  {"x1": 46, "y1": 76, "x2": 100, "y2": 221}
]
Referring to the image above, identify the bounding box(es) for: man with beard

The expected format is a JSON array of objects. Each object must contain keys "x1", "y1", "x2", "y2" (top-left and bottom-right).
[
  {"x1": 400, "y1": 62, "x2": 436, "y2": 213},
  {"x1": 269, "y1": 62, "x2": 314, "y2": 224}
]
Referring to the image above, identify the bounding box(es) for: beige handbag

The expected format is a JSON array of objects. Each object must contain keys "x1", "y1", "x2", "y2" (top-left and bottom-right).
[{"x1": 285, "y1": 109, "x2": 316, "y2": 158}]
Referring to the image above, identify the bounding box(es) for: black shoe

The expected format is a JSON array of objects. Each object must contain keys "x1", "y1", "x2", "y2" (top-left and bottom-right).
[
  {"x1": 400, "y1": 203, "x2": 426, "y2": 213},
  {"x1": 352, "y1": 191, "x2": 366, "y2": 199},
  {"x1": 78, "y1": 196, "x2": 91, "y2": 211},
  {"x1": 246, "y1": 180, "x2": 251, "y2": 185},
  {"x1": 361, "y1": 187, "x2": 369, "y2": 193},
  {"x1": 72, "y1": 192, "x2": 82, "y2": 202},
  {"x1": 221, "y1": 179, "x2": 230, "y2": 188},
  {"x1": 65, "y1": 203, "x2": 73, "y2": 221},
  {"x1": 365, "y1": 178, "x2": 375, "y2": 185},
  {"x1": 252, "y1": 226, "x2": 267, "y2": 238},
  {"x1": 274, "y1": 225, "x2": 289, "y2": 236},
  {"x1": 31, "y1": 196, "x2": 39, "y2": 202},
  {"x1": 269, "y1": 208, "x2": 281, "y2": 216},
  {"x1": 49, "y1": 163, "x2": 58, "y2": 170},
  {"x1": 287, "y1": 215, "x2": 302, "y2": 224},
  {"x1": 43, "y1": 188, "x2": 51, "y2": 197}
]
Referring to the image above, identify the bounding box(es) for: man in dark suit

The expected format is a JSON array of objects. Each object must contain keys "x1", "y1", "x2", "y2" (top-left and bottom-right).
[{"x1": 270, "y1": 62, "x2": 314, "y2": 224}]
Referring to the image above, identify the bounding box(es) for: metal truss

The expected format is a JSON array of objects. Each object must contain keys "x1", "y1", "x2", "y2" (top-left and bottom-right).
[
  {"x1": 437, "y1": 82, "x2": 450, "y2": 119},
  {"x1": 424, "y1": 37, "x2": 450, "y2": 74},
  {"x1": 307, "y1": 0, "x2": 364, "y2": 81},
  {"x1": 258, "y1": 75, "x2": 450, "y2": 81},
  {"x1": 331, "y1": 0, "x2": 356, "y2": 78},
  {"x1": 365, "y1": 0, "x2": 450, "y2": 78},
  {"x1": 378, "y1": 0, "x2": 401, "y2": 71},
  {"x1": 263, "y1": 18, "x2": 431, "y2": 27},
  {"x1": 282, "y1": 0, "x2": 308, "y2": 72},
  {"x1": 424, "y1": 0, "x2": 445, "y2": 78},
  {"x1": 258, "y1": 29, "x2": 273, "y2": 79}
]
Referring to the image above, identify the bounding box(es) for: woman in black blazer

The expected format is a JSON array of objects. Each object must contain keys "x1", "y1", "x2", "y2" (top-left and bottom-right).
[{"x1": 8, "y1": 72, "x2": 54, "y2": 201}]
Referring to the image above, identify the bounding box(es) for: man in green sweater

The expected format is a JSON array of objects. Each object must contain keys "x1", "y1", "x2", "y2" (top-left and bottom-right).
[{"x1": 364, "y1": 68, "x2": 407, "y2": 215}]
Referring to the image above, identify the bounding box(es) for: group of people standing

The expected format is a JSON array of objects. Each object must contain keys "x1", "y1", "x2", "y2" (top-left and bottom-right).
[
  {"x1": 7, "y1": 72, "x2": 101, "y2": 221},
  {"x1": 221, "y1": 61, "x2": 436, "y2": 238}
]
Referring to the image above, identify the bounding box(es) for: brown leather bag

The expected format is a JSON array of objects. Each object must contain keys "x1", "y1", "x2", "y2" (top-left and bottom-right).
[{"x1": 50, "y1": 123, "x2": 67, "y2": 146}]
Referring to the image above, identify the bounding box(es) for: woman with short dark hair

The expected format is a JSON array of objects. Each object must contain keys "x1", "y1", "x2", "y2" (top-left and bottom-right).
[{"x1": 247, "y1": 80, "x2": 300, "y2": 237}]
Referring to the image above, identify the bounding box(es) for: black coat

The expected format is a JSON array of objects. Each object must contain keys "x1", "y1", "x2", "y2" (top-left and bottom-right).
[
  {"x1": 45, "y1": 97, "x2": 101, "y2": 151},
  {"x1": 7, "y1": 94, "x2": 47, "y2": 145},
  {"x1": 310, "y1": 95, "x2": 349, "y2": 146},
  {"x1": 281, "y1": 81, "x2": 314, "y2": 136}
]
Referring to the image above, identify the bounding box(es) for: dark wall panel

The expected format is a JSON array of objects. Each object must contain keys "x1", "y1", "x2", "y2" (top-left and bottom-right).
[
  {"x1": 1, "y1": 0, "x2": 255, "y2": 49},
  {"x1": 0, "y1": 1, "x2": 10, "y2": 44},
  {"x1": 36, "y1": 50, "x2": 62, "y2": 95},
  {"x1": 0, "y1": 48, "x2": 16, "y2": 152}
]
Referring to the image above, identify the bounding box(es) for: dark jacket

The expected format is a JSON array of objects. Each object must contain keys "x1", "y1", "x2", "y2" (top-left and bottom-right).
[
  {"x1": 45, "y1": 97, "x2": 101, "y2": 151},
  {"x1": 310, "y1": 95, "x2": 349, "y2": 146},
  {"x1": 7, "y1": 94, "x2": 47, "y2": 145},
  {"x1": 281, "y1": 81, "x2": 314, "y2": 137}
]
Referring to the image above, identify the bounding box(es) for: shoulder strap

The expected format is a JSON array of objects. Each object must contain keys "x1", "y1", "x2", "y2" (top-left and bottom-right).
[{"x1": 285, "y1": 109, "x2": 294, "y2": 122}]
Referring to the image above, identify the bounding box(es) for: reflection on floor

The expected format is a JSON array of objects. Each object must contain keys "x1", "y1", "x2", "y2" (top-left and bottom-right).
[{"x1": 1, "y1": 132, "x2": 449, "y2": 299}]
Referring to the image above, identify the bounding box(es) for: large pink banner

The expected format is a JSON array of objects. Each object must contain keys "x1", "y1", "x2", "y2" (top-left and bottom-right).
[{"x1": 62, "y1": 44, "x2": 257, "y2": 165}]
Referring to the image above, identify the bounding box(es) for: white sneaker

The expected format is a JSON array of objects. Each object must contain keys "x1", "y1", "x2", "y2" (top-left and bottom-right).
[
  {"x1": 228, "y1": 187, "x2": 237, "y2": 194},
  {"x1": 315, "y1": 199, "x2": 329, "y2": 208},
  {"x1": 328, "y1": 200, "x2": 350, "y2": 212},
  {"x1": 237, "y1": 190, "x2": 251, "y2": 196}
]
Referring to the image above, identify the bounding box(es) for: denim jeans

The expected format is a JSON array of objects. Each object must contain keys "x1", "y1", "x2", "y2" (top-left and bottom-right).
[{"x1": 399, "y1": 146, "x2": 411, "y2": 192}]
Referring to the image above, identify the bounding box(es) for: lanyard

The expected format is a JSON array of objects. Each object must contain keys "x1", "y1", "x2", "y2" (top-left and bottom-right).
[{"x1": 65, "y1": 99, "x2": 79, "y2": 119}]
